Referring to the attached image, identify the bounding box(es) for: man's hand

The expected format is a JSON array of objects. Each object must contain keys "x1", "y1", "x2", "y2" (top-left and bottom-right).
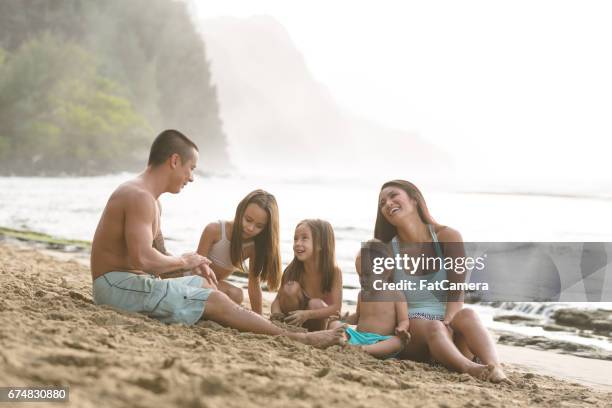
[
  {"x1": 193, "y1": 262, "x2": 218, "y2": 289},
  {"x1": 284, "y1": 310, "x2": 311, "y2": 326},
  {"x1": 395, "y1": 320, "x2": 411, "y2": 344},
  {"x1": 180, "y1": 253, "x2": 217, "y2": 288},
  {"x1": 180, "y1": 252, "x2": 209, "y2": 269}
]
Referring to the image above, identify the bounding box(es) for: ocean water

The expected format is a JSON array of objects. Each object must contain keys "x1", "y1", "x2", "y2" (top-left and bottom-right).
[
  {"x1": 2, "y1": 173, "x2": 611, "y2": 265},
  {"x1": 1, "y1": 173, "x2": 611, "y2": 348},
  {"x1": 2, "y1": 174, "x2": 612, "y2": 283}
]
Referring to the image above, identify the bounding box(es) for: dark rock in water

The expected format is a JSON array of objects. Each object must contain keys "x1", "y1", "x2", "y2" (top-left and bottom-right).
[
  {"x1": 591, "y1": 320, "x2": 612, "y2": 334},
  {"x1": 542, "y1": 324, "x2": 574, "y2": 332},
  {"x1": 493, "y1": 315, "x2": 540, "y2": 324},
  {"x1": 553, "y1": 309, "x2": 591, "y2": 329},
  {"x1": 496, "y1": 332, "x2": 612, "y2": 361},
  {"x1": 463, "y1": 293, "x2": 481, "y2": 304},
  {"x1": 552, "y1": 308, "x2": 612, "y2": 334},
  {"x1": 47, "y1": 242, "x2": 67, "y2": 250}
]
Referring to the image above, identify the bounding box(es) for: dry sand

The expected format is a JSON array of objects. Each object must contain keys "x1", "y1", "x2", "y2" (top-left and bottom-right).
[{"x1": 1, "y1": 242, "x2": 610, "y2": 408}]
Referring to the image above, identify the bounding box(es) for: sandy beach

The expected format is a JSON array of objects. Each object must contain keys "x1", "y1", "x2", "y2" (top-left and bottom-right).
[{"x1": 1, "y1": 241, "x2": 611, "y2": 408}]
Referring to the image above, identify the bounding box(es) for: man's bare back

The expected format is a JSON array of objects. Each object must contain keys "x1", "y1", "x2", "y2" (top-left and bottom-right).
[{"x1": 91, "y1": 179, "x2": 160, "y2": 279}]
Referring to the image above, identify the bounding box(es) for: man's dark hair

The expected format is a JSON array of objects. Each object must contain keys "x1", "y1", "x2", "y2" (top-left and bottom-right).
[{"x1": 148, "y1": 129, "x2": 199, "y2": 167}]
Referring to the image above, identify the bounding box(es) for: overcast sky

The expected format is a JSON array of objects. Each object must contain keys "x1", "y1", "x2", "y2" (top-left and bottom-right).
[{"x1": 191, "y1": 1, "x2": 612, "y2": 191}]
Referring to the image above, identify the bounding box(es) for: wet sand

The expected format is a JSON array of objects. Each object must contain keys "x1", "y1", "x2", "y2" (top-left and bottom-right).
[
  {"x1": 497, "y1": 345, "x2": 612, "y2": 392},
  {"x1": 0, "y1": 241, "x2": 610, "y2": 407}
]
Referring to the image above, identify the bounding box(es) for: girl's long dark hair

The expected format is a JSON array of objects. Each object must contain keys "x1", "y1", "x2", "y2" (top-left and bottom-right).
[{"x1": 230, "y1": 190, "x2": 282, "y2": 290}]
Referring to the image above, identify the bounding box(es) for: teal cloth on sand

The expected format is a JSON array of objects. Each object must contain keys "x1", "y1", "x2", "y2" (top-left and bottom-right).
[{"x1": 346, "y1": 327, "x2": 392, "y2": 345}]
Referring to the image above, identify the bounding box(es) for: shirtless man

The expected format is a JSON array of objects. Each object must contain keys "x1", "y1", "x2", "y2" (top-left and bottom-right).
[{"x1": 91, "y1": 129, "x2": 344, "y2": 348}]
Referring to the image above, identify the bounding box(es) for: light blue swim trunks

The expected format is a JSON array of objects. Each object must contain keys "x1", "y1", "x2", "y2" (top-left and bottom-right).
[
  {"x1": 346, "y1": 327, "x2": 393, "y2": 345},
  {"x1": 92, "y1": 272, "x2": 212, "y2": 325}
]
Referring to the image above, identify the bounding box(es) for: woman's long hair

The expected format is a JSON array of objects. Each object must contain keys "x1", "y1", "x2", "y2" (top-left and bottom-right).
[
  {"x1": 282, "y1": 219, "x2": 336, "y2": 293},
  {"x1": 374, "y1": 180, "x2": 439, "y2": 243},
  {"x1": 230, "y1": 190, "x2": 282, "y2": 290}
]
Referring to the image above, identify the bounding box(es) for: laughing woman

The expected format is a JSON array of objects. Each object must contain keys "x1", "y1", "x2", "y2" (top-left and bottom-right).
[{"x1": 373, "y1": 180, "x2": 509, "y2": 383}]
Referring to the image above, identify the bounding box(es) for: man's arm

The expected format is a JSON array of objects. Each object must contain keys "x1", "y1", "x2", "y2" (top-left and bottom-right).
[
  {"x1": 161, "y1": 222, "x2": 219, "y2": 279},
  {"x1": 153, "y1": 231, "x2": 169, "y2": 256},
  {"x1": 125, "y1": 191, "x2": 203, "y2": 275},
  {"x1": 153, "y1": 199, "x2": 169, "y2": 255}
]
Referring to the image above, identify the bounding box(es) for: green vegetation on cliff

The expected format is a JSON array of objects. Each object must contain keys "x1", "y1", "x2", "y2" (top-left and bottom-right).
[{"x1": 0, "y1": 0, "x2": 228, "y2": 175}]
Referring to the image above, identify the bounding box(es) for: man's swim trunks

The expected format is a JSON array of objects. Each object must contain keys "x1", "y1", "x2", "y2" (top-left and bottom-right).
[{"x1": 93, "y1": 272, "x2": 212, "y2": 325}]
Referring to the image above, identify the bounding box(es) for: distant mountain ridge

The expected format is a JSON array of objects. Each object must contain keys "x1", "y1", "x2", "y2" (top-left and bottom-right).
[{"x1": 197, "y1": 15, "x2": 451, "y2": 177}]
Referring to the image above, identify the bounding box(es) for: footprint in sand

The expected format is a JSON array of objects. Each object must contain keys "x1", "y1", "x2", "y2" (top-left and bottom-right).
[{"x1": 42, "y1": 353, "x2": 108, "y2": 368}]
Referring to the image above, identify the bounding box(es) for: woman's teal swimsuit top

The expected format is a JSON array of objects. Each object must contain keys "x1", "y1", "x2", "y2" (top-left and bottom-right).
[{"x1": 391, "y1": 224, "x2": 446, "y2": 320}]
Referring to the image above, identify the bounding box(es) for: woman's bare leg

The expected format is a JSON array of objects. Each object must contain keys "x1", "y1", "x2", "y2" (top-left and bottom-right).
[
  {"x1": 216, "y1": 280, "x2": 244, "y2": 305},
  {"x1": 398, "y1": 320, "x2": 431, "y2": 362},
  {"x1": 449, "y1": 308, "x2": 509, "y2": 383},
  {"x1": 453, "y1": 331, "x2": 475, "y2": 360},
  {"x1": 409, "y1": 319, "x2": 490, "y2": 379}
]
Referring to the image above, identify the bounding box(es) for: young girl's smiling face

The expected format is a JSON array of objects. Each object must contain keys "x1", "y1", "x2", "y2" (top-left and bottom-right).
[
  {"x1": 242, "y1": 203, "x2": 268, "y2": 239},
  {"x1": 293, "y1": 223, "x2": 314, "y2": 261}
]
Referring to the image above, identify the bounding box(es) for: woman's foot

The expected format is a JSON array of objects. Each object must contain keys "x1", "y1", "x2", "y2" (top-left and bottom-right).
[
  {"x1": 465, "y1": 363, "x2": 492, "y2": 380},
  {"x1": 466, "y1": 363, "x2": 513, "y2": 384},
  {"x1": 487, "y1": 364, "x2": 512, "y2": 384}
]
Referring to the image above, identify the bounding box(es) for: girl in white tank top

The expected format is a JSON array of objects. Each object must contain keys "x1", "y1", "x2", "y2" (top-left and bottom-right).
[{"x1": 197, "y1": 190, "x2": 282, "y2": 315}]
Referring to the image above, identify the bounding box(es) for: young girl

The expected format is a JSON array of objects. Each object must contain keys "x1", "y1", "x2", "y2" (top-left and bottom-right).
[
  {"x1": 197, "y1": 189, "x2": 282, "y2": 315},
  {"x1": 270, "y1": 219, "x2": 343, "y2": 331}
]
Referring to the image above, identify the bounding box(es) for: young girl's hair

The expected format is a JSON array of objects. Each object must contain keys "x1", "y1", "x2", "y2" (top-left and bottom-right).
[
  {"x1": 283, "y1": 219, "x2": 336, "y2": 293},
  {"x1": 230, "y1": 190, "x2": 282, "y2": 290},
  {"x1": 374, "y1": 179, "x2": 441, "y2": 243}
]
